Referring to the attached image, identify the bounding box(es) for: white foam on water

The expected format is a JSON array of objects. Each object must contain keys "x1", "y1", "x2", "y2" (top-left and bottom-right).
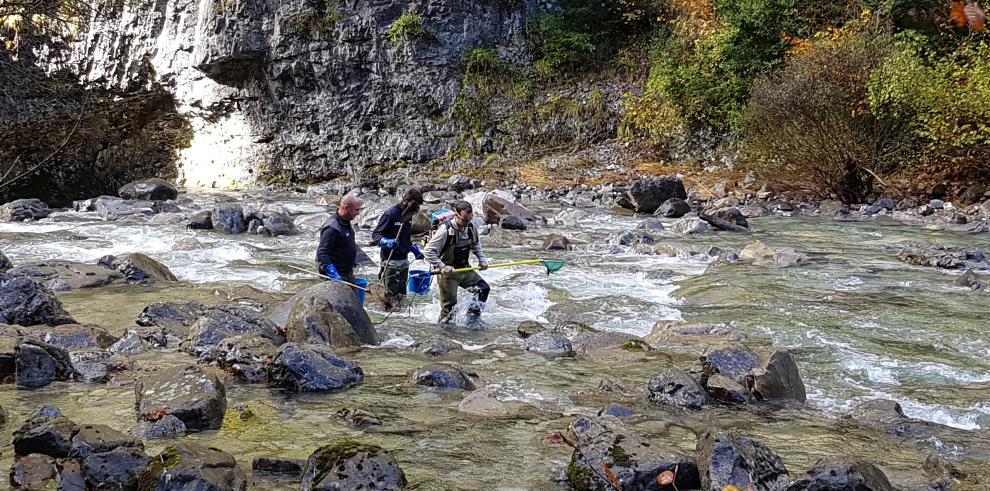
[
  {"x1": 0, "y1": 222, "x2": 80, "y2": 233},
  {"x1": 377, "y1": 332, "x2": 416, "y2": 349}
]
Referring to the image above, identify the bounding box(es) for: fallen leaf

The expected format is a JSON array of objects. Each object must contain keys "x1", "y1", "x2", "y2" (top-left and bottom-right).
[
  {"x1": 658, "y1": 469, "x2": 675, "y2": 486},
  {"x1": 602, "y1": 460, "x2": 623, "y2": 490}
]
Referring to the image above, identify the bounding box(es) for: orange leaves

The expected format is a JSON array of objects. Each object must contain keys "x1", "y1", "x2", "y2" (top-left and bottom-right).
[
  {"x1": 602, "y1": 460, "x2": 623, "y2": 490},
  {"x1": 950, "y1": 2, "x2": 987, "y2": 31}
]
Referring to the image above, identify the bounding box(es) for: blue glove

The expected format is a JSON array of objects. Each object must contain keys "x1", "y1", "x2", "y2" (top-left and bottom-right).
[
  {"x1": 380, "y1": 238, "x2": 398, "y2": 249},
  {"x1": 411, "y1": 244, "x2": 425, "y2": 260},
  {"x1": 323, "y1": 263, "x2": 343, "y2": 281}
]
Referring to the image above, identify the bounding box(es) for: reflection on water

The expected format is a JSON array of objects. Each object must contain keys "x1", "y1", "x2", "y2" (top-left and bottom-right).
[{"x1": 1, "y1": 192, "x2": 989, "y2": 488}]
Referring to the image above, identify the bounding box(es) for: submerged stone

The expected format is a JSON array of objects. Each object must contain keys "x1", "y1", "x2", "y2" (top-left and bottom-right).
[{"x1": 300, "y1": 441, "x2": 406, "y2": 491}]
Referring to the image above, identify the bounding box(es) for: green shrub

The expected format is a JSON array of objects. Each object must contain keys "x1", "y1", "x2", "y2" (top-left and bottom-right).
[
  {"x1": 869, "y1": 35, "x2": 990, "y2": 174},
  {"x1": 739, "y1": 17, "x2": 913, "y2": 202},
  {"x1": 389, "y1": 12, "x2": 431, "y2": 48},
  {"x1": 288, "y1": 7, "x2": 343, "y2": 38}
]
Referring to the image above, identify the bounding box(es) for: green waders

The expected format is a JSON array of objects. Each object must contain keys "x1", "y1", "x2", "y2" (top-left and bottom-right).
[
  {"x1": 438, "y1": 270, "x2": 486, "y2": 324},
  {"x1": 379, "y1": 259, "x2": 410, "y2": 307}
]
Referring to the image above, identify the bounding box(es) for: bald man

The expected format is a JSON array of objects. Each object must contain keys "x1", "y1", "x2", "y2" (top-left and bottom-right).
[{"x1": 316, "y1": 195, "x2": 364, "y2": 283}]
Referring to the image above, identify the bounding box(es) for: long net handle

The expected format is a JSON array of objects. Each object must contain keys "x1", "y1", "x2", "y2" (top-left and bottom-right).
[
  {"x1": 450, "y1": 259, "x2": 543, "y2": 274},
  {"x1": 285, "y1": 264, "x2": 371, "y2": 292}
]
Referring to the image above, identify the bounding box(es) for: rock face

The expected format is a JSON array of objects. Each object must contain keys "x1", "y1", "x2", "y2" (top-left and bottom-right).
[
  {"x1": 51, "y1": 0, "x2": 553, "y2": 191},
  {"x1": 697, "y1": 431, "x2": 790, "y2": 491},
  {"x1": 0, "y1": 198, "x2": 51, "y2": 221},
  {"x1": 301, "y1": 442, "x2": 406, "y2": 491},
  {"x1": 135, "y1": 365, "x2": 227, "y2": 431},
  {"x1": 647, "y1": 369, "x2": 708, "y2": 409},
  {"x1": 268, "y1": 343, "x2": 364, "y2": 392},
  {"x1": 117, "y1": 178, "x2": 179, "y2": 200},
  {"x1": 618, "y1": 176, "x2": 688, "y2": 214},
  {"x1": 0, "y1": 274, "x2": 76, "y2": 326},
  {"x1": 566, "y1": 416, "x2": 700, "y2": 491},
  {"x1": 271, "y1": 281, "x2": 377, "y2": 345}
]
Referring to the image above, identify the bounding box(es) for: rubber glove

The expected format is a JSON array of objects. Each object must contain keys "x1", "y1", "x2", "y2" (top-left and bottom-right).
[
  {"x1": 379, "y1": 238, "x2": 398, "y2": 249},
  {"x1": 324, "y1": 264, "x2": 343, "y2": 281},
  {"x1": 411, "y1": 244, "x2": 425, "y2": 260}
]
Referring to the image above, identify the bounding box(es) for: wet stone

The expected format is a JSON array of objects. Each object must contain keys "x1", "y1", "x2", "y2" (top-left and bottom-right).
[
  {"x1": 647, "y1": 369, "x2": 708, "y2": 409},
  {"x1": 750, "y1": 350, "x2": 807, "y2": 403},
  {"x1": 39, "y1": 323, "x2": 118, "y2": 350},
  {"x1": 300, "y1": 441, "x2": 406, "y2": 491},
  {"x1": 182, "y1": 305, "x2": 284, "y2": 357},
  {"x1": 697, "y1": 431, "x2": 790, "y2": 491},
  {"x1": 9, "y1": 453, "x2": 57, "y2": 489},
  {"x1": 598, "y1": 403, "x2": 635, "y2": 418},
  {"x1": 56, "y1": 459, "x2": 87, "y2": 491},
  {"x1": 268, "y1": 343, "x2": 364, "y2": 392},
  {"x1": 68, "y1": 350, "x2": 114, "y2": 383},
  {"x1": 702, "y1": 348, "x2": 760, "y2": 384},
  {"x1": 252, "y1": 457, "x2": 305, "y2": 477},
  {"x1": 524, "y1": 332, "x2": 575, "y2": 359},
  {"x1": 15, "y1": 339, "x2": 75, "y2": 388},
  {"x1": 414, "y1": 336, "x2": 460, "y2": 357},
  {"x1": 705, "y1": 374, "x2": 754, "y2": 405},
  {"x1": 211, "y1": 203, "x2": 247, "y2": 234},
  {"x1": 135, "y1": 365, "x2": 227, "y2": 431},
  {"x1": 139, "y1": 443, "x2": 247, "y2": 491},
  {"x1": 413, "y1": 363, "x2": 476, "y2": 390},
  {"x1": 12, "y1": 406, "x2": 77, "y2": 458},
  {"x1": 0, "y1": 274, "x2": 75, "y2": 327},
  {"x1": 517, "y1": 320, "x2": 546, "y2": 339},
  {"x1": 0, "y1": 198, "x2": 50, "y2": 222},
  {"x1": 135, "y1": 301, "x2": 205, "y2": 345},
  {"x1": 118, "y1": 178, "x2": 178, "y2": 201},
  {"x1": 82, "y1": 446, "x2": 150, "y2": 490},
  {"x1": 108, "y1": 332, "x2": 146, "y2": 355},
  {"x1": 69, "y1": 424, "x2": 143, "y2": 460},
  {"x1": 787, "y1": 459, "x2": 893, "y2": 491},
  {"x1": 136, "y1": 415, "x2": 186, "y2": 439},
  {"x1": 197, "y1": 334, "x2": 278, "y2": 383},
  {"x1": 96, "y1": 253, "x2": 177, "y2": 284}
]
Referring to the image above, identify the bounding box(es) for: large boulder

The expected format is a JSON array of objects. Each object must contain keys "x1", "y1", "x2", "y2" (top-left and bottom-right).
[
  {"x1": 465, "y1": 191, "x2": 544, "y2": 227},
  {"x1": 138, "y1": 443, "x2": 248, "y2": 491},
  {"x1": 15, "y1": 339, "x2": 75, "y2": 388},
  {"x1": 702, "y1": 348, "x2": 760, "y2": 384},
  {"x1": 0, "y1": 274, "x2": 75, "y2": 326},
  {"x1": 271, "y1": 281, "x2": 377, "y2": 345},
  {"x1": 36, "y1": 323, "x2": 118, "y2": 350},
  {"x1": 566, "y1": 416, "x2": 700, "y2": 491},
  {"x1": 187, "y1": 210, "x2": 214, "y2": 229},
  {"x1": 750, "y1": 350, "x2": 807, "y2": 403},
  {"x1": 413, "y1": 363, "x2": 476, "y2": 390},
  {"x1": 258, "y1": 212, "x2": 299, "y2": 236},
  {"x1": 4, "y1": 260, "x2": 125, "y2": 290},
  {"x1": 697, "y1": 431, "x2": 789, "y2": 491},
  {"x1": 182, "y1": 305, "x2": 285, "y2": 357},
  {"x1": 118, "y1": 177, "x2": 179, "y2": 201},
  {"x1": 0, "y1": 198, "x2": 50, "y2": 221},
  {"x1": 211, "y1": 203, "x2": 247, "y2": 234},
  {"x1": 300, "y1": 442, "x2": 406, "y2": 491},
  {"x1": 93, "y1": 196, "x2": 155, "y2": 220},
  {"x1": 284, "y1": 294, "x2": 366, "y2": 348},
  {"x1": 12, "y1": 406, "x2": 77, "y2": 457},
  {"x1": 524, "y1": 332, "x2": 575, "y2": 359},
  {"x1": 97, "y1": 253, "x2": 177, "y2": 284},
  {"x1": 670, "y1": 217, "x2": 709, "y2": 235},
  {"x1": 268, "y1": 343, "x2": 364, "y2": 392},
  {"x1": 647, "y1": 369, "x2": 708, "y2": 410},
  {"x1": 135, "y1": 365, "x2": 227, "y2": 431},
  {"x1": 655, "y1": 197, "x2": 691, "y2": 218},
  {"x1": 710, "y1": 207, "x2": 750, "y2": 228},
  {"x1": 787, "y1": 459, "x2": 892, "y2": 491},
  {"x1": 618, "y1": 176, "x2": 688, "y2": 214}
]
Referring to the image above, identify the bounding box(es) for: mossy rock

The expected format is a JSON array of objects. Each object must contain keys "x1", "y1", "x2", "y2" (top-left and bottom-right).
[{"x1": 301, "y1": 441, "x2": 406, "y2": 490}]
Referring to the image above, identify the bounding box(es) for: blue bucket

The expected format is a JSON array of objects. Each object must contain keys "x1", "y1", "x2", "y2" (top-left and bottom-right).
[
  {"x1": 408, "y1": 270, "x2": 432, "y2": 295},
  {"x1": 353, "y1": 277, "x2": 368, "y2": 304}
]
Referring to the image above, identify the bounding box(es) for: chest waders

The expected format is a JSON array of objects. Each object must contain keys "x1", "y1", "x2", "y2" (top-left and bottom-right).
[{"x1": 437, "y1": 223, "x2": 490, "y2": 324}]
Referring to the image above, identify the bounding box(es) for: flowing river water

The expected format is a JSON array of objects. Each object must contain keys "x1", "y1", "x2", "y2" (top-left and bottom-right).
[{"x1": 1, "y1": 191, "x2": 989, "y2": 489}]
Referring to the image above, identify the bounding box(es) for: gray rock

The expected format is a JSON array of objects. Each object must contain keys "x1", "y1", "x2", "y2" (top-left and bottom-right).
[
  {"x1": 56, "y1": 459, "x2": 87, "y2": 491},
  {"x1": 655, "y1": 197, "x2": 691, "y2": 218},
  {"x1": 636, "y1": 217, "x2": 666, "y2": 231},
  {"x1": 212, "y1": 203, "x2": 247, "y2": 233},
  {"x1": 268, "y1": 343, "x2": 364, "y2": 392},
  {"x1": 647, "y1": 369, "x2": 708, "y2": 409},
  {"x1": 0, "y1": 250, "x2": 11, "y2": 272},
  {"x1": 618, "y1": 176, "x2": 688, "y2": 214},
  {"x1": 182, "y1": 305, "x2": 285, "y2": 357},
  {"x1": 0, "y1": 273, "x2": 75, "y2": 326},
  {"x1": 517, "y1": 320, "x2": 546, "y2": 339},
  {"x1": 253, "y1": 457, "x2": 305, "y2": 477},
  {"x1": 500, "y1": 214, "x2": 528, "y2": 230},
  {"x1": 284, "y1": 292, "x2": 366, "y2": 348},
  {"x1": 139, "y1": 443, "x2": 247, "y2": 491},
  {"x1": 135, "y1": 365, "x2": 227, "y2": 431},
  {"x1": 739, "y1": 241, "x2": 806, "y2": 267},
  {"x1": 697, "y1": 431, "x2": 789, "y2": 491},
  {"x1": 135, "y1": 301, "x2": 205, "y2": 345},
  {"x1": 542, "y1": 234, "x2": 571, "y2": 251},
  {"x1": 750, "y1": 350, "x2": 807, "y2": 403},
  {"x1": 108, "y1": 332, "x2": 147, "y2": 355},
  {"x1": 702, "y1": 348, "x2": 760, "y2": 384},
  {"x1": 955, "y1": 269, "x2": 985, "y2": 290},
  {"x1": 294, "y1": 213, "x2": 332, "y2": 233},
  {"x1": 96, "y1": 252, "x2": 177, "y2": 284},
  {"x1": 38, "y1": 323, "x2": 118, "y2": 350},
  {"x1": 709, "y1": 207, "x2": 749, "y2": 228},
  {"x1": 118, "y1": 178, "x2": 178, "y2": 201},
  {"x1": 259, "y1": 211, "x2": 299, "y2": 236},
  {"x1": 0, "y1": 198, "x2": 50, "y2": 221},
  {"x1": 271, "y1": 281, "x2": 377, "y2": 345},
  {"x1": 82, "y1": 446, "x2": 150, "y2": 490},
  {"x1": 670, "y1": 217, "x2": 709, "y2": 235},
  {"x1": 5, "y1": 260, "x2": 126, "y2": 290},
  {"x1": 786, "y1": 459, "x2": 892, "y2": 491},
  {"x1": 15, "y1": 339, "x2": 75, "y2": 388},
  {"x1": 819, "y1": 199, "x2": 848, "y2": 216},
  {"x1": 10, "y1": 453, "x2": 57, "y2": 489},
  {"x1": 524, "y1": 331, "x2": 575, "y2": 358},
  {"x1": 551, "y1": 208, "x2": 590, "y2": 226},
  {"x1": 301, "y1": 442, "x2": 406, "y2": 491},
  {"x1": 69, "y1": 424, "x2": 143, "y2": 460},
  {"x1": 94, "y1": 196, "x2": 154, "y2": 220},
  {"x1": 68, "y1": 350, "x2": 114, "y2": 383},
  {"x1": 198, "y1": 334, "x2": 278, "y2": 383},
  {"x1": 598, "y1": 403, "x2": 635, "y2": 418},
  {"x1": 414, "y1": 336, "x2": 460, "y2": 357},
  {"x1": 413, "y1": 363, "x2": 476, "y2": 390},
  {"x1": 566, "y1": 416, "x2": 700, "y2": 490},
  {"x1": 705, "y1": 374, "x2": 753, "y2": 405},
  {"x1": 147, "y1": 212, "x2": 185, "y2": 225},
  {"x1": 12, "y1": 406, "x2": 77, "y2": 457},
  {"x1": 136, "y1": 415, "x2": 186, "y2": 439},
  {"x1": 187, "y1": 210, "x2": 214, "y2": 229}
]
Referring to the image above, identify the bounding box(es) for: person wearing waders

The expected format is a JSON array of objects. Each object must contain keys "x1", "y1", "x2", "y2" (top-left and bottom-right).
[
  {"x1": 423, "y1": 200, "x2": 491, "y2": 324},
  {"x1": 316, "y1": 195, "x2": 364, "y2": 283},
  {"x1": 371, "y1": 188, "x2": 425, "y2": 309}
]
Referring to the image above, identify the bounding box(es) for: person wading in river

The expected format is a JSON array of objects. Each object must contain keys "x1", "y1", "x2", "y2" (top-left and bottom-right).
[
  {"x1": 372, "y1": 188, "x2": 425, "y2": 309},
  {"x1": 423, "y1": 200, "x2": 490, "y2": 324},
  {"x1": 316, "y1": 194, "x2": 364, "y2": 283}
]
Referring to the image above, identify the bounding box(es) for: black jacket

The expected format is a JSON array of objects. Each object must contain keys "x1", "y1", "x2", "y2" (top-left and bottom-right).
[
  {"x1": 316, "y1": 213, "x2": 357, "y2": 279},
  {"x1": 371, "y1": 203, "x2": 414, "y2": 261}
]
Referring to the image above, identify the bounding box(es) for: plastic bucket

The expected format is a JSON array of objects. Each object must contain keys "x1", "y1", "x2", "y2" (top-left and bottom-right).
[
  {"x1": 408, "y1": 270, "x2": 432, "y2": 295},
  {"x1": 353, "y1": 278, "x2": 368, "y2": 304}
]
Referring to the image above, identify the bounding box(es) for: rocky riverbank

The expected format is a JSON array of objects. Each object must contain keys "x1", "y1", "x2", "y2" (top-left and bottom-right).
[{"x1": 0, "y1": 176, "x2": 989, "y2": 489}]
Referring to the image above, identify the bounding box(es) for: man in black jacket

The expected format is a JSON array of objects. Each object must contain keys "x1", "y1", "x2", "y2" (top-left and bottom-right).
[
  {"x1": 372, "y1": 189, "x2": 425, "y2": 307},
  {"x1": 316, "y1": 195, "x2": 364, "y2": 283}
]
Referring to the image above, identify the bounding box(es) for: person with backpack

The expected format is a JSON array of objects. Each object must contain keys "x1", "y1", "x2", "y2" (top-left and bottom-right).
[
  {"x1": 423, "y1": 200, "x2": 490, "y2": 324},
  {"x1": 371, "y1": 188, "x2": 425, "y2": 308}
]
